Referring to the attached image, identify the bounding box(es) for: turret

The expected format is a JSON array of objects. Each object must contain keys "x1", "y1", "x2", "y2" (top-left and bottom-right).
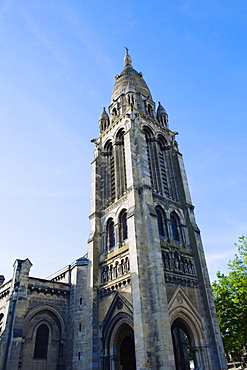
[
  {"x1": 157, "y1": 101, "x2": 169, "y2": 127},
  {"x1": 98, "y1": 107, "x2": 110, "y2": 133}
]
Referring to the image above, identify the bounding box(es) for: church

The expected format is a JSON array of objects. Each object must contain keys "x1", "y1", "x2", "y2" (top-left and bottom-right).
[{"x1": 0, "y1": 51, "x2": 227, "y2": 369}]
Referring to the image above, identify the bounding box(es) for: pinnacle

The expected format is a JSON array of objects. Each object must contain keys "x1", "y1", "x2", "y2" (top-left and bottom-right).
[{"x1": 124, "y1": 47, "x2": 132, "y2": 67}]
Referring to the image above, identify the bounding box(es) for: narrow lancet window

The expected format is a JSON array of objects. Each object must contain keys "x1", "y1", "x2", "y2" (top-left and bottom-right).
[
  {"x1": 170, "y1": 212, "x2": 180, "y2": 241},
  {"x1": 157, "y1": 136, "x2": 169, "y2": 197},
  {"x1": 103, "y1": 141, "x2": 115, "y2": 206},
  {"x1": 143, "y1": 127, "x2": 157, "y2": 190},
  {"x1": 156, "y1": 207, "x2": 165, "y2": 237},
  {"x1": 107, "y1": 218, "x2": 115, "y2": 250},
  {"x1": 34, "y1": 324, "x2": 49, "y2": 359},
  {"x1": 119, "y1": 209, "x2": 128, "y2": 243},
  {"x1": 115, "y1": 129, "x2": 127, "y2": 198}
]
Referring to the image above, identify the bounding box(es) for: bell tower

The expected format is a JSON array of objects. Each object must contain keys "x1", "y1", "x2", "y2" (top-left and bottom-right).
[{"x1": 86, "y1": 50, "x2": 227, "y2": 369}]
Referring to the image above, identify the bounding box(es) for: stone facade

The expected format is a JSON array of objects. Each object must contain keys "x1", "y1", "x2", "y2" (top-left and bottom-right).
[
  {"x1": 0, "y1": 51, "x2": 227, "y2": 369},
  {"x1": 0, "y1": 257, "x2": 88, "y2": 369}
]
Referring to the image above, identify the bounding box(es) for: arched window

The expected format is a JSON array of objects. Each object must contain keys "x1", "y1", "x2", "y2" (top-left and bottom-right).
[
  {"x1": 0, "y1": 313, "x2": 4, "y2": 334},
  {"x1": 156, "y1": 206, "x2": 166, "y2": 237},
  {"x1": 157, "y1": 135, "x2": 169, "y2": 197},
  {"x1": 34, "y1": 323, "x2": 49, "y2": 359},
  {"x1": 119, "y1": 209, "x2": 128, "y2": 243},
  {"x1": 143, "y1": 126, "x2": 157, "y2": 190},
  {"x1": 112, "y1": 107, "x2": 118, "y2": 121},
  {"x1": 107, "y1": 218, "x2": 115, "y2": 250},
  {"x1": 115, "y1": 129, "x2": 126, "y2": 198},
  {"x1": 170, "y1": 212, "x2": 180, "y2": 241},
  {"x1": 147, "y1": 103, "x2": 153, "y2": 117},
  {"x1": 103, "y1": 141, "x2": 115, "y2": 206}
]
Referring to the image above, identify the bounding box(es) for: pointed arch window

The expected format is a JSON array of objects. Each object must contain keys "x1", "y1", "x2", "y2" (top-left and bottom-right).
[
  {"x1": 119, "y1": 209, "x2": 128, "y2": 243},
  {"x1": 115, "y1": 129, "x2": 127, "y2": 198},
  {"x1": 143, "y1": 127, "x2": 157, "y2": 190},
  {"x1": 156, "y1": 206, "x2": 166, "y2": 237},
  {"x1": 103, "y1": 141, "x2": 115, "y2": 206},
  {"x1": 34, "y1": 323, "x2": 49, "y2": 359},
  {"x1": 106, "y1": 218, "x2": 115, "y2": 250},
  {"x1": 157, "y1": 135, "x2": 169, "y2": 197},
  {"x1": 170, "y1": 212, "x2": 180, "y2": 241}
]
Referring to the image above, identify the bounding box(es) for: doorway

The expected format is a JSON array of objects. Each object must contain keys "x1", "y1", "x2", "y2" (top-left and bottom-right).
[
  {"x1": 119, "y1": 333, "x2": 136, "y2": 370},
  {"x1": 108, "y1": 321, "x2": 136, "y2": 370},
  {"x1": 172, "y1": 320, "x2": 195, "y2": 370}
]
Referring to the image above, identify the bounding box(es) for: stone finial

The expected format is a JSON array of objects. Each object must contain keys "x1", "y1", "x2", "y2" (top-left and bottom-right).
[{"x1": 124, "y1": 48, "x2": 132, "y2": 67}]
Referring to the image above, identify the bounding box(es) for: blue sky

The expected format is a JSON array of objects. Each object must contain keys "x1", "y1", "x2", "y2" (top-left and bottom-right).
[{"x1": 0, "y1": 0, "x2": 246, "y2": 281}]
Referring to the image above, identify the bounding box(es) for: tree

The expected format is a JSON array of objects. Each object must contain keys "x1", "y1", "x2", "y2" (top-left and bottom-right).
[{"x1": 212, "y1": 236, "x2": 247, "y2": 363}]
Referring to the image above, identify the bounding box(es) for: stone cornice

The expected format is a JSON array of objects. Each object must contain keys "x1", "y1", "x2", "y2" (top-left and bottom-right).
[
  {"x1": 0, "y1": 286, "x2": 10, "y2": 300},
  {"x1": 153, "y1": 192, "x2": 183, "y2": 208},
  {"x1": 28, "y1": 284, "x2": 70, "y2": 296},
  {"x1": 99, "y1": 275, "x2": 131, "y2": 297},
  {"x1": 164, "y1": 273, "x2": 198, "y2": 287}
]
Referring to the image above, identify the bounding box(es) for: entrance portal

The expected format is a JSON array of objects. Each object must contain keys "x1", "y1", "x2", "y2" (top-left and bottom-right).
[
  {"x1": 107, "y1": 320, "x2": 136, "y2": 370},
  {"x1": 120, "y1": 334, "x2": 136, "y2": 370},
  {"x1": 172, "y1": 320, "x2": 195, "y2": 370}
]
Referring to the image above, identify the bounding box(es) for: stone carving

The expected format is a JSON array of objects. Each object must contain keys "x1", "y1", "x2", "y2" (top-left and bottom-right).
[
  {"x1": 101, "y1": 257, "x2": 130, "y2": 284},
  {"x1": 177, "y1": 294, "x2": 183, "y2": 304},
  {"x1": 162, "y1": 250, "x2": 195, "y2": 276}
]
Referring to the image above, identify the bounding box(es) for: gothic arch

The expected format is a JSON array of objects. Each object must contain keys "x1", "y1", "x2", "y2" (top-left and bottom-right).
[
  {"x1": 171, "y1": 318, "x2": 195, "y2": 370},
  {"x1": 20, "y1": 304, "x2": 66, "y2": 369},
  {"x1": 169, "y1": 287, "x2": 209, "y2": 369},
  {"x1": 170, "y1": 308, "x2": 203, "y2": 347},
  {"x1": 102, "y1": 313, "x2": 135, "y2": 370}
]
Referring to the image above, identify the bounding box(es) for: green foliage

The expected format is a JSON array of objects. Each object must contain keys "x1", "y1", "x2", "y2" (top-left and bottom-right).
[{"x1": 212, "y1": 236, "x2": 247, "y2": 358}]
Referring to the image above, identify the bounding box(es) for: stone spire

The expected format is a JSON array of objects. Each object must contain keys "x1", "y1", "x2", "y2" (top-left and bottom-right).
[{"x1": 111, "y1": 50, "x2": 152, "y2": 105}]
